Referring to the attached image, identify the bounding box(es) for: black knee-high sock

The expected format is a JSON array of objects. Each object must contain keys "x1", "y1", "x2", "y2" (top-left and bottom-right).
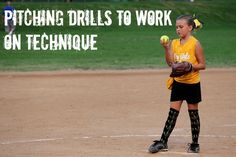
[
  {"x1": 160, "y1": 108, "x2": 179, "y2": 144},
  {"x1": 188, "y1": 110, "x2": 200, "y2": 144}
]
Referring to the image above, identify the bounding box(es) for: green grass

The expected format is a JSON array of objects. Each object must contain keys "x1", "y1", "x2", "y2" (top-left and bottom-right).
[{"x1": 0, "y1": 1, "x2": 236, "y2": 71}]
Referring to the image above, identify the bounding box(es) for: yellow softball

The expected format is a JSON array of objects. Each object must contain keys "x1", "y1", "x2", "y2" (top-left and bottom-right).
[{"x1": 160, "y1": 35, "x2": 169, "y2": 44}]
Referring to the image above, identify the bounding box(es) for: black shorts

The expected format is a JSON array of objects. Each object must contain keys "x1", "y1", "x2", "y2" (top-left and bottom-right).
[{"x1": 170, "y1": 80, "x2": 202, "y2": 104}]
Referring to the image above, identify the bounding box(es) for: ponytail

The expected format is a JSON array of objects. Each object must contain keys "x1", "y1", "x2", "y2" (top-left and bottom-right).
[
  {"x1": 193, "y1": 14, "x2": 203, "y2": 30},
  {"x1": 177, "y1": 14, "x2": 203, "y2": 31}
]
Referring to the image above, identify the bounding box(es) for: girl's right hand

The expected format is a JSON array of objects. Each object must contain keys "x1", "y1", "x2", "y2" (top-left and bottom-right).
[{"x1": 160, "y1": 40, "x2": 171, "y2": 49}]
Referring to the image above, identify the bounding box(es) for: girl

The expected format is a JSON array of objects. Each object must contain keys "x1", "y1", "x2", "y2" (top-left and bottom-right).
[{"x1": 148, "y1": 15, "x2": 206, "y2": 153}]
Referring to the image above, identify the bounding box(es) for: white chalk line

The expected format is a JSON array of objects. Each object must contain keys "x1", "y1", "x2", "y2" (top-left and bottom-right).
[
  {"x1": 1, "y1": 134, "x2": 236, "y2": 145},
  {"x1": 219, "y1": 124, "x2": 236, "y2": 127},
  {"x1": 159, "y1": 151, "x2": 200, "y2": 155},
  {"x1": 1, "y1": 137, "x2": 64, "y2": 145},
  {"x1": 141, "y1": 150, "x2": 199, "y2": 155}
]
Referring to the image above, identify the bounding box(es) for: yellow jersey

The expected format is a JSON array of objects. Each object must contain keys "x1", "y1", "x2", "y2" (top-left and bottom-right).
[{"x1": 171, "y1": 36, "x2": 200, "y2": 84}]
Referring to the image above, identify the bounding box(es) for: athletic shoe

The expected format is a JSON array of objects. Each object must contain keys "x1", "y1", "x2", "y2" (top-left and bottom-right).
[
  {"x1": 187, "y1": 143, "x2": 200, "y2": 153},
  {"x1": 148, "y1": 140, "x2": 168, "y2": 153}
]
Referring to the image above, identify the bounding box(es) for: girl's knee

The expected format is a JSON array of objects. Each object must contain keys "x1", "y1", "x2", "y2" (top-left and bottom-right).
[{"x1": 188, "y1": 104, "x2": 198, "y2": 110}]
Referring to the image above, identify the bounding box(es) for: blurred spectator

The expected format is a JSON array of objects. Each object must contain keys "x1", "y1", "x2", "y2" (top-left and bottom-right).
[{"x1": 2, "y1": 0, "x2": 15, "y2": 34}]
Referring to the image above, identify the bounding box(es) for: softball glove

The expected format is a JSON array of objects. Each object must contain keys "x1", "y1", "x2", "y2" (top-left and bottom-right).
[{"x1": 170, "y1": 61, "x2": 193, "y2": 77}]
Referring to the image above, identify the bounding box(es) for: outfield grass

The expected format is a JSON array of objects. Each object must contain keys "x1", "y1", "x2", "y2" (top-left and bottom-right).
[{"x1": 0, "y1": 1, "x2": 236, "y2": 71}]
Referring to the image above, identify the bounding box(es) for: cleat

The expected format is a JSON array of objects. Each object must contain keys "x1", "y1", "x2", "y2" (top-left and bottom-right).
[
  {"x1": 187, "y1": 143, "x2": 200, "y2": 153},
  {"x1": 148, "y1": 140, "x2": 168, "y2": 153}
]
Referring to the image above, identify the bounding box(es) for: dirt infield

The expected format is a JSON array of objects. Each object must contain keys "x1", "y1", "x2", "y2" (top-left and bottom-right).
[{"x1": 0, "y1": 69, "x2": 236, "y2": 157}]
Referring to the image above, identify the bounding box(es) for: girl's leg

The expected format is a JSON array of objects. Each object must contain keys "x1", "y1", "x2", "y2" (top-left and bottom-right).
[
  {"x1": 170, "y1": 101, "x2": 183, "y2": 111},
  {"x1": 160, "y1": 101, "x2": 183, "y2": 144},
  {"x1": 149, "y1": 101, "x2": 182, "y2": 153},
  {"x1": 188, "y1": 104, "x2": 200, "y2": 144},
  {"x1": 187, "y1": 103, "x2": 200, "y2": 153}
]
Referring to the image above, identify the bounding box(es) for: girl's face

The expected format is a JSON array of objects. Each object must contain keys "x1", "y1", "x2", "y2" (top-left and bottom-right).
[{"x1": 176, "y1": 19, "x2": 192, "y2": 38}]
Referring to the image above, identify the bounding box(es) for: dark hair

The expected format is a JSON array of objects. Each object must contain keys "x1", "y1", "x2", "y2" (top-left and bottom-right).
[{"x1": 176, "y1": 14, "x2": 203, "y2": 31}]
